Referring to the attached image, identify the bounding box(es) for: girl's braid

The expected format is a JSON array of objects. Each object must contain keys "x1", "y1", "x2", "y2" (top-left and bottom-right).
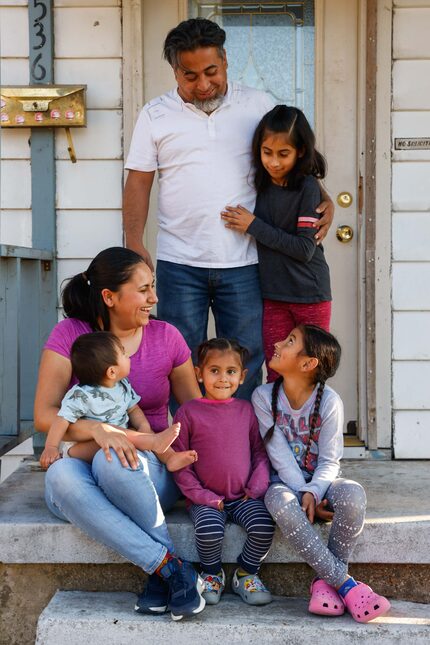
[
  {"x1": 264, "y1": 376, "x2": 284, "y2": 443},
  {"x1": 304, "y1": 380, "x2": 325, "y2": 471}
]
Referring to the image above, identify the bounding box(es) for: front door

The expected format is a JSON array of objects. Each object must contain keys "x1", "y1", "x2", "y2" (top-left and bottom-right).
[{"x1": 138, "y1": 0, "x2": 363, "y2": 439}]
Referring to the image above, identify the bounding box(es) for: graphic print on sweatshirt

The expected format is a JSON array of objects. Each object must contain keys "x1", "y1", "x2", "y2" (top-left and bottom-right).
[{"x1": 275, "y1": 411, "x2": 321, "y2": 472}]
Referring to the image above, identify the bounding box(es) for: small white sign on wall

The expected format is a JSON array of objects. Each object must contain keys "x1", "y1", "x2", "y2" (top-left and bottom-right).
[{"x1": 395, "y1": 138, "x2": 430, "y2": 150}]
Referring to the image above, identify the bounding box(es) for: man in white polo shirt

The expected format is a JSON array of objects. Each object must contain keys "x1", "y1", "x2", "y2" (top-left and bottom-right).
[{"x1": 123, "y1": 18, "x2": 333, "y2": 400}]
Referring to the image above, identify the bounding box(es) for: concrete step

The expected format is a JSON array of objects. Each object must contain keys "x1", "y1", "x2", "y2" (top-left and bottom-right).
[
  {"x1": 2, "y1": 459, "x2": 429, "y2": 567},
  {"x1": 36, "y1": 591, "x2": 430, "y2": 645}
]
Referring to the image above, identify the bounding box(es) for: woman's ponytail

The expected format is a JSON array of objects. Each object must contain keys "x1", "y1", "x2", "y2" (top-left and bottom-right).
[
  {"x1": 61, "y1": 247, "x2": 145, "y2": 331},
  {"x1": 62, "y1": 273, "x2": 93, "y2": 325}
]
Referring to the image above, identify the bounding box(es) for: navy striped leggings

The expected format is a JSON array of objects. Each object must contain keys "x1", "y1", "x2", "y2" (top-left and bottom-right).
[{"x1": 190, "y1": 498, "x2": 275, "y2": 575}]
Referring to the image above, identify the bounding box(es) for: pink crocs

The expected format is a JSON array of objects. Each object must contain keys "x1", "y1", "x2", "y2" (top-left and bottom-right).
[
  {"x1": 308, "y1": 578, "x2": 344, "y2": 616},
  {"x1": 343, "y1": 582, "x2": 391, "y2": 623}
]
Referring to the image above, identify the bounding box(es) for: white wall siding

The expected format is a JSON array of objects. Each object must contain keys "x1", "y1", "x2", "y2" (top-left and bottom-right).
[
  {"x1": 57, "y1": 210, "x2": 122, "y2": 257},
  {"x1": 54, "y1": 7, "x2": 121, "y2": 58},
  {"x1": 0, "y1": 161, "x2": 31, "y2": 209},
  {"x1": 393, "y1": 212, "x2": 430, "y2": 260},
  {"x1": 393, "y1": 8, "x2": 430, "y2": 58},
  {"x1": 393, "y1": 60, "x2": 430, "y2": 110},
  {"x1": 394, "y1": 412, "x2": 430, "y2": 458},
  {"x1": 392, "y1": 1, "x2": 430, "y2": 458},
  {"x1": 393, "y1": 362, "x2": 430, "y2": 409},
  {"x1": 0, "y1": 6, "x2": 29, "y2": 57},
  {"x1": 392, "y1": 112, "x2": 430, "y2": 162},
  {"x1": 392, "y1": 264, "x2": 430, "y2": 311},
  {"x1": 53, "y1": 1, "x2": 123, "y2": 304},
  {"x1": 392, "y1": 163, "x2": 430, "y2": 211},
  {"x1": 393, "y1": 312, "x2": 430, "y2": 360},
  {"x1": 55, "y1": 110, "x2": 122, "y2": 160},
  {"x1": 0, "y1": 211, "x2": 32, "y2": 247},
  {"x1": 0, "y1": 3, "x2": 30, "y2": 246},
  {"x1": 54, "y1": 59, "x2": 122, "y2": 109}
]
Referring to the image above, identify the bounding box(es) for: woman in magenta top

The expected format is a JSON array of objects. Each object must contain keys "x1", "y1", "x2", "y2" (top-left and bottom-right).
[{"x1": 34, "y1": 247, "x2": 205, "y2": 619}]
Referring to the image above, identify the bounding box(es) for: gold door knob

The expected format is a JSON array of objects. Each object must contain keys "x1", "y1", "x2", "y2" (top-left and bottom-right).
[
  {"x1": 337, "y1": 192, "x2": 353, "y2": 207},
  {"x1": 336, "y1": 225, "x2": 354, "y2": 243}
]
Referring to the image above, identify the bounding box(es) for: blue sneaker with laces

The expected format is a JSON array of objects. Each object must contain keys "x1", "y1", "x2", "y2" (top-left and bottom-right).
[
  {"x1": 161, "y1": 559, "x2": 205, "y2": 621},
  {"x1": 135, "y1": 573, "x2": 169, "y2": 614}
]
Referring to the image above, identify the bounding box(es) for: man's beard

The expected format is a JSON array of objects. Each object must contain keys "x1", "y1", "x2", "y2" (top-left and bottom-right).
[{"x1": 192, "y1": 94, "x2": 225, "y2": 114}]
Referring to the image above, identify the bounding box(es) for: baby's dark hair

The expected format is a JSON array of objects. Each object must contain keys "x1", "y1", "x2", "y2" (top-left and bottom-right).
[
  {"x1": 71, "y1": 331, "x2": 124, "y2": 386},
  {"x1": 252, "y1": 105, "x2": 327, "y2": 192},
  {"x1": 163, "y1": 18, "x2": 226, "y2": 68},
  {"x1": 197, "y1": 338, "x2": 249, "y2": 369},
  {"x1": 265, "y1": 325, "x2": 341, "y2": 471}
]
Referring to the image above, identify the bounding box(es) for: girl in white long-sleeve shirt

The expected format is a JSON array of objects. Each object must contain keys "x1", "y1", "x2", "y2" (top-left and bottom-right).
[{"x1": 252, "y1": 324, "x2": 390, "y2": 623}]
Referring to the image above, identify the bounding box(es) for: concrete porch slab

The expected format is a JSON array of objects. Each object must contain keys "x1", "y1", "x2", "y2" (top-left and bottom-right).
[
  {"x1": 1, "y1": 459, "x2": 429, "y2": 566},
  {"x1": 36, "y1": 591, "x2": 430, "y2": 644}
]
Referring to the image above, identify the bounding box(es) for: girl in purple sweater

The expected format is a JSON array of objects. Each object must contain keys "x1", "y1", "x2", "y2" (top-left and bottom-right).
[{"x1": 173, "y1": 338, "x2": 274, "y2": 607}]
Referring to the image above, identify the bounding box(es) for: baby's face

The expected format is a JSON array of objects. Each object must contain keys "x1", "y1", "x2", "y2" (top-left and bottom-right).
[{"x1": 114, "y1": 345, "x2": 131, "y2": 381}]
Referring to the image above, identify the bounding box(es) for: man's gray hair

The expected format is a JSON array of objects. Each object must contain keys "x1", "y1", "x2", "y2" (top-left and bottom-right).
[{"x1": 163, "y1": 18, "x2": 226, "y2": 68}]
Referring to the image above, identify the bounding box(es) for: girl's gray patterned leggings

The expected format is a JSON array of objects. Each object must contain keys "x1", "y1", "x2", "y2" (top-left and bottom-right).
[{"x1": 265, "y1": 478, "x2": 367, "y2": 588}]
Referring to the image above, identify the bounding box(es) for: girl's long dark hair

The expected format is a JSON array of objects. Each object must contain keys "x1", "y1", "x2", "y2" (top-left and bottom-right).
[
  {"x1": 62, "y1": 247, "x2": 146, "y2": 331},
  {"x1": 252, "y1": 105, "x2": 327, "y2": 192},
  {"x1": 264, "y1": 326, "x2": 341, "y2": 461}
]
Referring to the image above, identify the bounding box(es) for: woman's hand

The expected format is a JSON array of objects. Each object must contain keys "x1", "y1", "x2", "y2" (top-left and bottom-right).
[
  {"x1": 221, "y1": 205, "x2": 255, "y2": 233},
  {"x1": 92, "y1": 423, "x2": 139, "y2": 470},
  {"x1": 301, "y1": 492, "x2": 316, "y2": 523},
  {"x1": 315, "y1": 498, "x2": 334, "y2": 522}
]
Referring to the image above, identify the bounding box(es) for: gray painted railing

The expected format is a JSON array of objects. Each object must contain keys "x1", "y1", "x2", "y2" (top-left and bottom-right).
[{"x1": 0, "y1": 245, "x2": 56, "y2": 458}]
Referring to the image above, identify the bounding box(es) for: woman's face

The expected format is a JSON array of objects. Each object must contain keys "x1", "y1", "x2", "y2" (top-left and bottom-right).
[{"x1": 108, "y1": 262, "x2": 158, "y2": 329}]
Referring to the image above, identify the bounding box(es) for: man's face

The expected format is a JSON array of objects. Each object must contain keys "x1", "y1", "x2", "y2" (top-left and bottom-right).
[{"x1": 174, "y1": 46, "x2": 228, "y2": 105}]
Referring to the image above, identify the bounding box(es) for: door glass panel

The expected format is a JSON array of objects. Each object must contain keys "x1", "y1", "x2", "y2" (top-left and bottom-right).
[{"x1": 188, "y1": 1, "x2": 315, "y2": 125}]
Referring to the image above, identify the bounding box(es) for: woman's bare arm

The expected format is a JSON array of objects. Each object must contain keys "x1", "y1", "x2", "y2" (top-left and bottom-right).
[{"x1": 169, "y1": 357, "x2": 201, "y2": 405}]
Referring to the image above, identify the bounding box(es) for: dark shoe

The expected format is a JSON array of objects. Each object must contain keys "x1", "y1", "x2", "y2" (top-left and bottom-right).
[
  {"x1": 135, "y1": 573, "x2": 169, "y2": 614},
  {"x1": 162, "y1": 559, "x2": 205, "y2": 621}
]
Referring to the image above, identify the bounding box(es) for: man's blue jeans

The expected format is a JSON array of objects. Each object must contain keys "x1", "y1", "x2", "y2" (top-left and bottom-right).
[{"x1": 156, "y1": 261, "x2": 264, "y2": 401}]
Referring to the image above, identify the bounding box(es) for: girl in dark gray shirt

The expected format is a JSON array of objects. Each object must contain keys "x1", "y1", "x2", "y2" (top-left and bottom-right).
[{"x1": 222, "y1": 105, "x2": 332, "y2": 381}]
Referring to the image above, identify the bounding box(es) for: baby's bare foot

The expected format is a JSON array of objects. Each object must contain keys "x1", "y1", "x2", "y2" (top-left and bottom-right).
[
  {"x1": 152, "y1": 423, "x2": 181, "y2": 454},
  {"x1": 166, "y1": 450, "x2": 198, "y2": 472}
]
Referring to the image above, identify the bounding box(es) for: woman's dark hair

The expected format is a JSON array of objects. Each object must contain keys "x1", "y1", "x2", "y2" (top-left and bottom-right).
[
  {"x1": 265, "y1": 325, "x2": 341, "y2": 471},
  {"x1": 163, "y1": 18, "x2": 226, "y2": 67},
  {"x1": 62, "y1": 247, "x2": 146, "y2": 331},
  {"x1": 252, "y1": 105, "x2": 327, "y2": 192},
  {"x1": 197, "y1": 337, "x2": 250, "y2": 369},
  {"x1": 71, "y1": 331, "x2": 124, "y2": 386}
]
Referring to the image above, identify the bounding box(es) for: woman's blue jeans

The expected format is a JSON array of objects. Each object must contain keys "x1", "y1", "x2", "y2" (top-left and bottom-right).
[
  {"x1": 156, "y1": 260, "x2": 264, "y2": 402},
  {"x1": 44, "y1": 449, "x2": 180, "y2": 573}
]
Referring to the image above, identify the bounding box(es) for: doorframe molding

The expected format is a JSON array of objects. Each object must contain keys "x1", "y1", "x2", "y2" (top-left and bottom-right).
[
  {"x1": 361, "y1": 0, "x2": 393, "y2": 451},
  {"x1": 373, "y1": 0, "x2": 393, "y2": 450}
]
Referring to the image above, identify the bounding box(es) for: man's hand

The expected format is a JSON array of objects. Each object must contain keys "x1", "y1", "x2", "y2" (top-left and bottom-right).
[
  {"x1": 301, "y1": 492, "x2": 316, "y2": 524},
  {"x1": 127, "y1": 242, "x2": 154, "y2": 272},
  {"x1": 315, "y1": 498, "x2": 334, "y2": 522},
  {"x1": 314, "y1": 196, "x2": 334, "y2": 243}
]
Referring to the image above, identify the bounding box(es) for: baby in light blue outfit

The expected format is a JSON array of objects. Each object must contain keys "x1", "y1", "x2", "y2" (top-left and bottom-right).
[
  {"x1": 40, "y1": 331, "x2": 185, "y2": 469},
  {"x1": 59, "y1": 378, "x2": 140, "y2": 430}
]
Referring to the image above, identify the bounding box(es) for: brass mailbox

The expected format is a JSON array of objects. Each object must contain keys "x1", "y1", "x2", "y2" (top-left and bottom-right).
[{"x1": 1, "y1": 85, "x2": 86, "y2": 128}]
